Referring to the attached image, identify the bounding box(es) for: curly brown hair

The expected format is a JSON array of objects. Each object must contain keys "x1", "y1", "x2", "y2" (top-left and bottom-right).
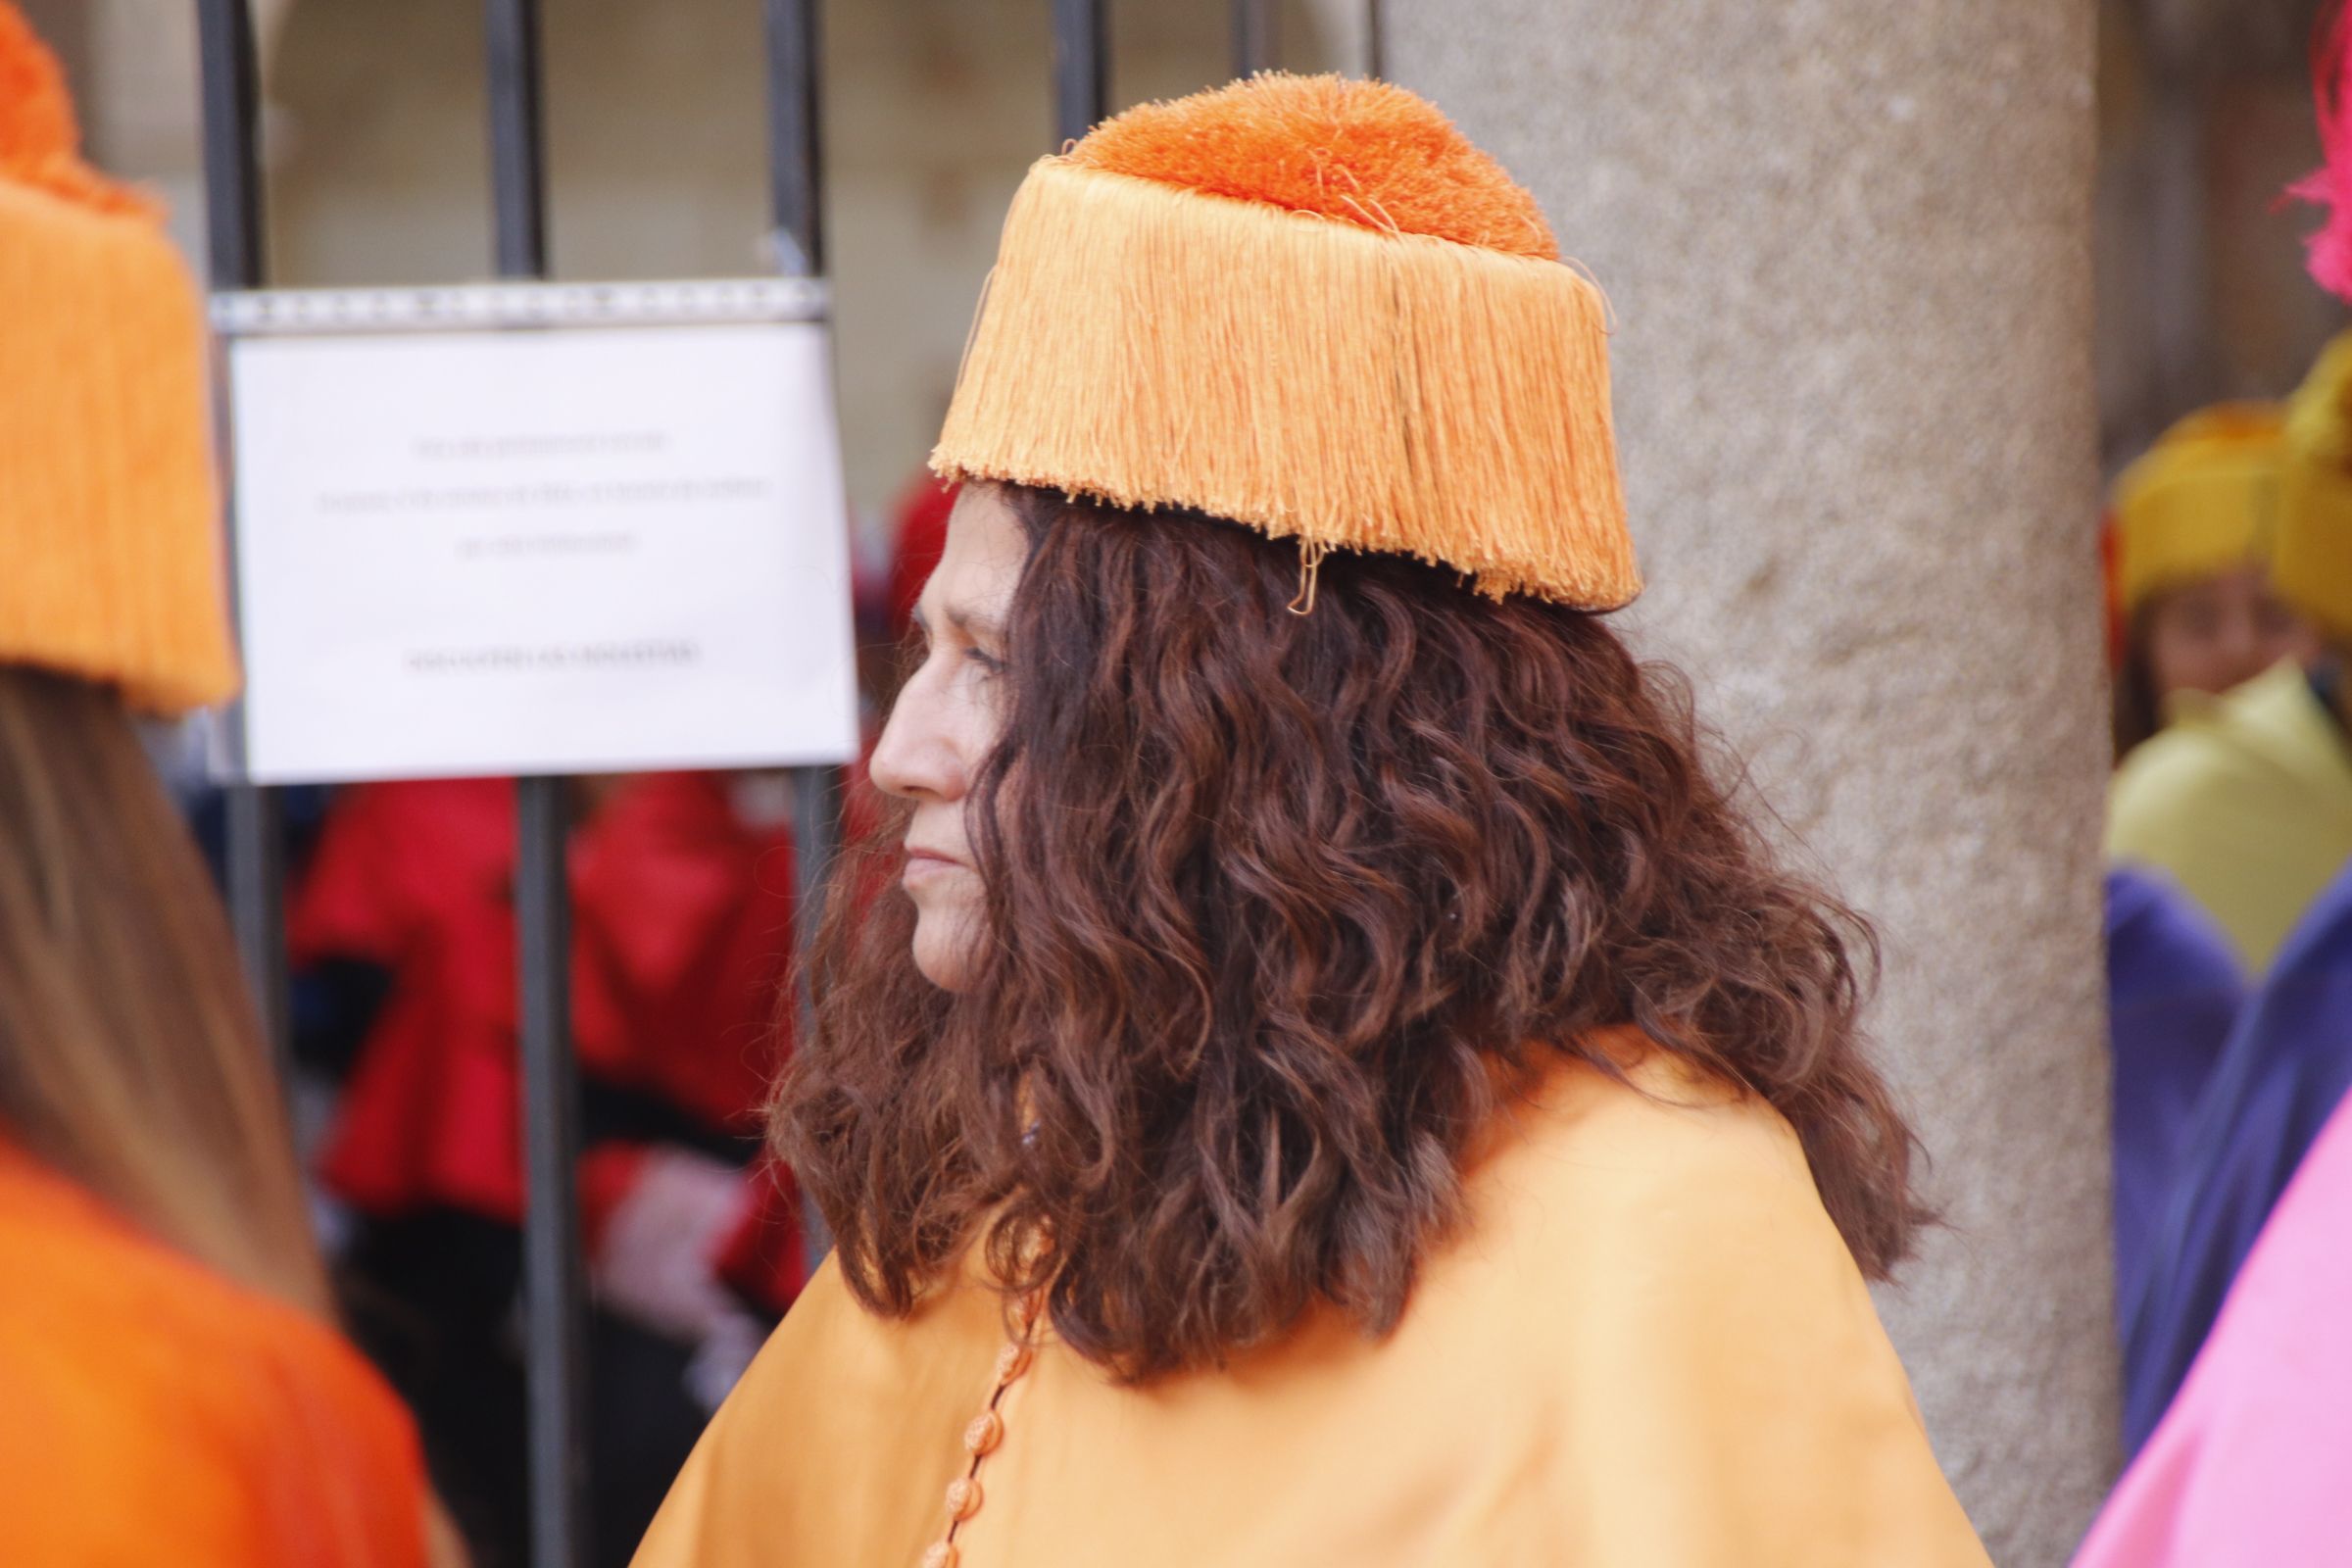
[{"x1": 778, "y1": 484, "x2": 1926, "y2": 1382}]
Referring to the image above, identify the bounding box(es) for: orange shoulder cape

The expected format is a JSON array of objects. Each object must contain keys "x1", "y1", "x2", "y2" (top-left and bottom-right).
[
  {"x1": 0, "y1": 1145, "x2": 427, "y2": 1568},
  {"x1": 635, "y1": 1046, "x2": 1988, "y2": 1567}
]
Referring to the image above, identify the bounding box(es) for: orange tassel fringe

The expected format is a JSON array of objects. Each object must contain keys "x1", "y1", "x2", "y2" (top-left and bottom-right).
[{"x1": 931, "y1": 156, "x2": 1638, "y2": 610}]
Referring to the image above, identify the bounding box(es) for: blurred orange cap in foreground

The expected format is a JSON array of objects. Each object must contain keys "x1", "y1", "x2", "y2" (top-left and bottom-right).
[{"x1": 0, "y1": 0, "x2": 237, "y2": 714}]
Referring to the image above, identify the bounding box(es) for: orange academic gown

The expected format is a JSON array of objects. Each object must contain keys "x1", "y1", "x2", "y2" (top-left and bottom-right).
[
  {"x1": 632, "y1": 1044, "x2": 1991, "y2": 1567},
  {"x1": 0, "y1": 1145, "x2": 427, "y2": 1568}
]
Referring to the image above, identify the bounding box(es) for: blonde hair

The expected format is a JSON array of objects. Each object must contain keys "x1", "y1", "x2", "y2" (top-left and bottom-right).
[{"x1": 0, "y1": 666, "x2": 324, "y2": 1309}]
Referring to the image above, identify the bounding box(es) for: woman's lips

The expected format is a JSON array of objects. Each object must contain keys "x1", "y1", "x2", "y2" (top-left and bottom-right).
[{"x1": 902, "y1": 848, "x2": 964, "y2": 887}]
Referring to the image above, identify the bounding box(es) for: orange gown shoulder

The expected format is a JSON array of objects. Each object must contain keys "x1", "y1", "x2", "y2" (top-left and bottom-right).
[
  {"x1": 634, "y1": 1043, "x2": 1991, "y2": 1567},
  {"x1": 0, "y1": 1145, "x2": 428, "y2": 1568}
]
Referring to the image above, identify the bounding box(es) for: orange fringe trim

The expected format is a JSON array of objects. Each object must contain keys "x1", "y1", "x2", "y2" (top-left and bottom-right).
[{"x1": 931, "y1": 157, "x2": 1637, "y2": 610}]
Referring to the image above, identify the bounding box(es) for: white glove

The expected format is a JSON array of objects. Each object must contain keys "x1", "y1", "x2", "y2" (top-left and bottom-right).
[{"x1": 589, "y1": 1147, "x2": 754, "y2": 1348}]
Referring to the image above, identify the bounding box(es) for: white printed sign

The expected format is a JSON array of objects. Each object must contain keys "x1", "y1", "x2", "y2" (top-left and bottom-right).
[{"x1": 223, "y1": 319, "x2": 858, "y2": 783}]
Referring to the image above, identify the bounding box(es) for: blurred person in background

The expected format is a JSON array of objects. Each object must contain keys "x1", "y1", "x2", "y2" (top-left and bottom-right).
[
  {"x1": 2105, "y1": 404, "x2": 2320, "y2": 760},
  {"x1": 2107, "y1": 338, "x2": 2352, "y2": 1436},
  {"x1": 292, "y1": 456, "x2": 950, "y2": 1568},
  {"x1": 2082, "y1": 11, "x2": 2352, "y2": 1507},
  {"x1": 2093, "y1": 421, "x2": 2289, "y2": 1320},
  {"x1": 290, "y1": 770, "x2": 805, "y2": 1568},
  {"x1": 0, "y1": 5, "x2": 436, "y2": 1561},
  {"x1": 2106, "y1": 341, "x2": 2352, "y2": 1454},
  {"x1": 2118, "y1": 858, "x2": 2352, "y2": 1459},
  {"x1": 2110, "y1": 355, "x2": 2352, "y2": 1446},
  {"x1": 2076, "y1": 1068, "x2": 2352, "y2": 1566},
  {"x1": 2107, "y1": 342, "x2": 2352, "y2": 977},
  {"x1": 2100, "y1": 868, "x2": 2244, "y2": 1349}
]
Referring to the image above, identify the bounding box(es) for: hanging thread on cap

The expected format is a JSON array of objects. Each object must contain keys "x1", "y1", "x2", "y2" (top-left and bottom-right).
[{"x1": 1287, "y1": 540, "x2": 1331, "y2": 616}]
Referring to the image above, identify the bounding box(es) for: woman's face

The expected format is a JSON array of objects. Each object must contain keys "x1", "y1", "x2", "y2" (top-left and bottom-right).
[
  {"x1": 2143, "y1": 566, "x2": 2321, "y2": 706},
  {"x1": 867, "y1": 485, "x2": 1025, "y2": 991}
]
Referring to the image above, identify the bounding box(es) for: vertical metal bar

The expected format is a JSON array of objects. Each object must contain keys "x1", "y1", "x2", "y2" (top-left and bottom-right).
[
  {"x1": 513, "y1": 775, "x2": 582, "y2": 1568},
  {"x1": 1232, "y1": 0, "x2": 1276, "y2": 76},
  {"x1": 488, "y1": 0, "x2": 550, "y2": 278},
  {"x1": 485, "y1": 4, "x2": 585, "y2": 1566},
  {"x1": 1366, "y1": 0, "x2": 1386, "y2": 79},
  {"x1": 760, "y1": 0, "x2": 842, "y2": 1279},
  {"x1": 223, "y1": 789, "x2": 290, "y2": 1066},
  {"x1": 1051, "y1": 0, "x2": 1108, "y2": 147},
  {"x1": 195, "y1": 0, "x2": 290, "y2": 1079},
  {"x1": 195, "y1": 0, "x2": 264, "y2": 287},
  {"x1": 760, "y1": 0, "x2": 823, "y2": 276}
]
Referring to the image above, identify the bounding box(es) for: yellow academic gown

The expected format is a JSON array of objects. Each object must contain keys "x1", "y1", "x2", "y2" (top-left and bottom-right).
[
  {"x1": 633, "y1": 1043, "x2": 1989, "y2": 1568},
  {"x1": 2109, "y1": 659, "x2": 2352, "y2": 973}
]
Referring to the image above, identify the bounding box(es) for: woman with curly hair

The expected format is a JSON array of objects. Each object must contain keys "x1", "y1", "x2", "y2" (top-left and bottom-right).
[{"x1": 635, "y1": 74, "x2": 1987, "y2": 1568}]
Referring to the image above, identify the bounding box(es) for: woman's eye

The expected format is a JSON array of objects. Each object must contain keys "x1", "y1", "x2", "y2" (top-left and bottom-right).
[{"x1": 963, "y1": 646, "x2": 1005, "y2": 677}]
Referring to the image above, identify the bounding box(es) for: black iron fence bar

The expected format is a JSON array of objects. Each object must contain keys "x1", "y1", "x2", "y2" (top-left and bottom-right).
[
  {"x1": 194, "y1": 0, "x2": 292, "y2": 1084},
  {"x1": 762, "y1": 0, "x2": 824, "y2": 275},
  {"x1": 1233, "y1": 0, "x2": 1276, "y2": 76},
  {"x1": 1051, "y1": 0, "x2": 1108, "y2": 148},
  {"x1": 483, "y1": 2, "x2": 592, "y2": 1565},
  {"x1": 194, "y1": 0, "x2": 262, "y2": 291},
  {"x1": 221, "y1": 726, "x2": 289, "y2": 1078},
  {"x1": 514, "y1": 783, "x2": 585, "y2": 1568},
  {"x1": 488, "y1": 0, "x2": 549, "y2": 278}
]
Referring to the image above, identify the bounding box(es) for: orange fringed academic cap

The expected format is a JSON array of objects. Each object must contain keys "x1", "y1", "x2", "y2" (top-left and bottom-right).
[
  {"x1": 931, "y1": 74, "x2": 1638, "y2": 610},
  {"x1": 0, "y1": 0, "x2": 237, "y2": 714}
]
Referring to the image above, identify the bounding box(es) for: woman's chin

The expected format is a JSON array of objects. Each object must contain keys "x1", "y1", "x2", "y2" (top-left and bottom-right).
[{"x1": 909, "y1": 914, "x2": 978, "y2": 993}]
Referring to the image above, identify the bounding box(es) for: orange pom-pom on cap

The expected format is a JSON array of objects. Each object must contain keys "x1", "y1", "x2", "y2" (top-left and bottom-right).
[
  {"x1": 1068, "y1": 74, "x2": 1557, "y2": 261},
  {"x1": 0, "y1": 2, "x2": 152, "y2": 218}
]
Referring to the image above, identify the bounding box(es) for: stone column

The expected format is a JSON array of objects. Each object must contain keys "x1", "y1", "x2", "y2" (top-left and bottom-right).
[{"x1": 1383, "y1": 4, "x2": 2115, "y2": 1562}]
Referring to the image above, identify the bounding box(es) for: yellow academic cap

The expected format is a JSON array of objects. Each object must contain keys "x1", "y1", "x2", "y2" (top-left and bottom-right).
[{"x1": 2110, "y1": 403, "x2": 2286, "y2": 617}]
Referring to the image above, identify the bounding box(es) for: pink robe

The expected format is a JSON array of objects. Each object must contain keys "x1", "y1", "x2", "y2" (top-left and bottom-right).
[{"x1": 2074, "y1": 1087, "x2": 2352, "y2": 1564}]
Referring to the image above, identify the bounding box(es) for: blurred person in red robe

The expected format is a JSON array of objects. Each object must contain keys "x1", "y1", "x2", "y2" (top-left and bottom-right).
[
  {"x1": 290, "y1": 450, "x2": 962, "y2": 1561},
  {"x1": 289, "y1": 770, "x2": 807, "y2": 1567}
]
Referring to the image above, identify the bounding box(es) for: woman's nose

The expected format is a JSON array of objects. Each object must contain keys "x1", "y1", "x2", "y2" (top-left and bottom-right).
[
  {"x1": 869, "y1": 667, "x2": 961, "y2": 805},
  {"x1": 2216, "y1": 612, "x2": 2264, "y2": 675}
]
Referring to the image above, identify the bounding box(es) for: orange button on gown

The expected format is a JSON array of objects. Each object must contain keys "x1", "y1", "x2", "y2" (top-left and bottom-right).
[
  {"x1": 633, "y1": 1044, "x2": 1992, "y2": 1567},
  {"x1": 0, "y1": 1145, "x2": 427, "y2": 1568}
]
